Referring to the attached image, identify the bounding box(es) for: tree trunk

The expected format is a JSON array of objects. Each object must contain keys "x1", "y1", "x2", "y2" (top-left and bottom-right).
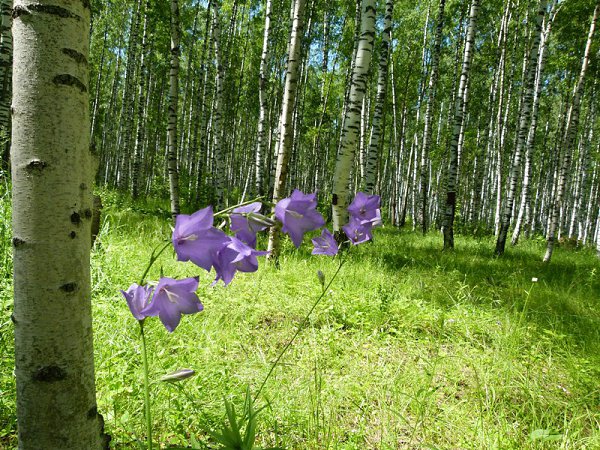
[
  {"x1": 167, "y1": 0, "x2": 181, "y2": 218},
  {"x1": 11, "y1": 1, "x2": 108, "y2": 447},
  {"x1": 495, "y1": 0, "x2": 546, "y2": 255},
  {"x1": 267, "y1": 0, "x2": 305, "y2": 260},
  {"x1": 0, "y1": 0, "x2": 12, "y2": 166},
  {"x1": 255, "y1": 0, "x2": 273, "y2": 197},
  {"x1": 331, "y1": 0, "x2": 376, "y2": 233},
  {"x1": 420, "y1": 0, "x2": 445, "y2": 234},
  {"x1": 442, "y1": 0, "x2": 479, "y2": 250},
  {"x1": 544, "y1": 1, "x2": 598, "y2": 262},
  {"x1": 364, "y1": 0, "x2": 393, "y2": 194}
]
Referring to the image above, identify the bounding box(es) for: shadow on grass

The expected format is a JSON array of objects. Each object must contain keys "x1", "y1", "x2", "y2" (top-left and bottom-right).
[{"x1": 358, "y1": 227, "x2": 600, "y2": 350}]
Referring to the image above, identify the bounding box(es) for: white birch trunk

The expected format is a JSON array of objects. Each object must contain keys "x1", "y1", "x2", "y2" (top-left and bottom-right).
[
  {"x1": 0, "y1": 0, "x2": 12, "y2": 157},
  {"x1": 442, "y1": 0, "x2": 479, "y2": 249},
  {"x1": 364, "y1": 0, "x2": 393, "y2": 195},
  {"x1": 331, "y1": 0, "x2": 376, "y2": 232},
  {"x1": 167, "y1": 0, "x2": 181, "y2": 217},
  {"x1": 419, "y1": 0, "x2": 445, "y2": 234},
  {"x1": 267, "y1": 0, "x2": 305, "y2": 259},
  {"x1": 211, "y1": 4, "x2": 226, "y2": 207},
  {"x1": 544, "y1": 2, "x2": 599, "y2": 262},
  {"x1": 11, "y1": 1, "x2": 108, "y2": 447},
  {"x1": 495, "y1": 0, "x2": 546, "y2": 255},
  {"x1": 255, "y1": 0, "x2": 272, "y2": 197}
]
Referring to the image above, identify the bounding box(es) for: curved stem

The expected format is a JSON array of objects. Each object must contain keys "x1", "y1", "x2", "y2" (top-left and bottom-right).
[
  {"x1": 139, "y1": 321, "x2": 154, "y2": 450},
  {"x1": 139, "y1": 241, "x2": 171, "y2": 285},
  {"x1": 253, "y1": 251, "x2": 348, "y2": 402}
]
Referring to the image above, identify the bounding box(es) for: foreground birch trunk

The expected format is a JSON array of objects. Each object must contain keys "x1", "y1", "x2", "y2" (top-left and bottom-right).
[
  {"x1": 544, "y1": 2, "x2": 598, "y2": 263},
  {"x1": 331, "y1": 0, "x2": 376, "y2": 233},
  {"x1": 442, "y1": 0, "x2": 479, "y2": 250},
  {"x1": 267, "y1": 0, "x2": 305, "y2": 260},
  {"x1": 11, "y1": 1, "x2": 108, "y2": 447}
]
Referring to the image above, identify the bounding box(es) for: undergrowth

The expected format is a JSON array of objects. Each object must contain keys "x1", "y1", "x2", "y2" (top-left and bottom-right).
[{"x1": 0, "y1": 191, "x2": 599, "y2": 448}]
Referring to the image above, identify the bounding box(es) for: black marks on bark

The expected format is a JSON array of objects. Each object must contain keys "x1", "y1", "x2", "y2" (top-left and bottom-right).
[
  {"x1": 84, "y1": 208, "x2": 92, "y2": 219},
  {"x1": 332, "y1": 193, "x2": 338, "y2": 205},
  {"x1": 12, "y1": 237, "x2": 26, "y2": 247},
  {"x1": 80, "y1": 183, "x2": 88, "y2": 190},
  {"x1": 53, "y1": 74, "x2": 87, "y2": 93},
  {"x1": 87, "y1": 406, "x2": 98, "y2": 419},
  {"x1": 69, "y1": 231, "x2": 77, "y2": 239},
  {"x1": 20, "y1": 4, "x2": 80, "y2": 20},
  {"x1": 62, "y1": 48, "x2": 87, "y2": 65},
  {"x1": 33, "y1": 365, "x2": 67, "y2": 382},
  {"x1": 25, "y1": 159, "x2": 47, "y2": 173},
  {"x1": 82, "y1": 0, "x2": 91, "y2": 10},
  {"x1": 71, "y1": 211, "x2": 81, "y2": 224},
  {"x1": 60, "y1": 282, "x2": 77, "y2": 293},
  {"x1": 12, "y1": 6, "x2": 31, "y2": 18}
]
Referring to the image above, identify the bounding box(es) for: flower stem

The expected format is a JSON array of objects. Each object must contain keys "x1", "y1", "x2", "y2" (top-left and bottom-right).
[
  {"x1": 214, "y1": 196, "x2": 267, "y2": 217},
  {"x1": 253, "y1": 252, "x2": 348, "y2": 402},
  {"x1": 139, "y1": 321, "x2": 154, "y2": 450},
  {"x1": 139, "y1": 241, "x2": 171, "y2": 285}
]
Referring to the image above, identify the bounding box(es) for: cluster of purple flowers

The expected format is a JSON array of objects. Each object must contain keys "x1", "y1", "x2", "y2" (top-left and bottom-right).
[{"x1": 121, "y1": 190, "x2": 381, "y2": 332}]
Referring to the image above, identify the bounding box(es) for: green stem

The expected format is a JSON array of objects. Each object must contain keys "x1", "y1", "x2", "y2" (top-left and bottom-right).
[
  {"x1": 139, "y1": 321, "x2": 154, "y2": 450},
  {"x1": 214, "y1": 196, "x2": 269, "y2": 218},
  {"x1": 139, "y1": 241, "x2": 171, "y2": 285},
  {"x1": 253, "y1": 251, "x2": 348, "y2": 402}
]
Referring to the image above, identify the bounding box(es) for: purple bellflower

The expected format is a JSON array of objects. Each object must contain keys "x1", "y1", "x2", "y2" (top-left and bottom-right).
[
  {"x1": 348, "y1": 192, "x2": 381, "y2": 226},
  {"x1": 121, "y1": 283, "x2": 154, "y2": 320},
  {"x1": 342, "y1": 217, "x2": 373, "y2": 245},
  {"x1": 141, "y1": 277, "x2": 203, "y2": 332},
  {"x1": 275, "y1": 189, "x2": 325, "y2": 248},
  {"x1": 311, "y1": 228, "x2": 339, "y2": 256},
  {"x1": 172, "y1": 206, "x2": 228, "y2": 271},
  {"x1": 230, "y1": 202, "x2": 273, "y2": 248},
  {"x1": 213, "y1": 236, "x2": 269, "y2": 285}
]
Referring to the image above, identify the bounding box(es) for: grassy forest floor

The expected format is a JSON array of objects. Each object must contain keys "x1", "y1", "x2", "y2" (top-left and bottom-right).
[{"x1": 1, "y1": 190, "x2": 600, "y2": 449}]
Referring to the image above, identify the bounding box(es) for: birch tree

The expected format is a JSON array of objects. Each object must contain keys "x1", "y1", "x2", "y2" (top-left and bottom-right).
[
  {"x1": 419, "y1": 0, "x2": 445, "y2": 234},
  {"x1": 0, "y1": 0, "x2": 12, "y2": 163},
  {"x1": 167, "y1": 0, "x2": 181, "y2": 217},
  {"x1": 495, "y1": 0, "x2": 546, "y2": 255},
  {"x1": 332, "y1": 0, "x2": 376, "y2": 233},
  {"x1": 363, "y1": 0, "x2": 393, "y2": 195},
  {"x1": 544, "y1": 1, "x2": 598, "y2": 263},
  {"x1": 11, "y1": 0, "x2": 108, "y2": 447},
  {"x1": 255, "y1": 0, "x2": 273, "y2": 197},
  {"x1": 267, "y1": 0, "x2": 305, "y2": 260},
  {"x1": 442, "y1": 0, "x2": 479, "y2": 250}
]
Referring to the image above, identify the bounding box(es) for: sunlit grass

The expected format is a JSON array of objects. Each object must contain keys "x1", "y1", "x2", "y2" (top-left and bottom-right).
[{"x1": 1, "y1": 191, "x2": 599, "y2": 448}]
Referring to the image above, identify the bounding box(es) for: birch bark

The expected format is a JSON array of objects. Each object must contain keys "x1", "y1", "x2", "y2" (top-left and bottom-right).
[
  {"x1": 331, "y1": 0, "x2": 376, "y2": 233},
  {"x1": 12, "y1": 0, "x2": 108, "y2": 447}
]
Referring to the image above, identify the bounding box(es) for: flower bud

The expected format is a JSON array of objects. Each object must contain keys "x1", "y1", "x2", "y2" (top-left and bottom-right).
[{"x1": 160, "y1": 368, "x2": 196, "y2": 382}]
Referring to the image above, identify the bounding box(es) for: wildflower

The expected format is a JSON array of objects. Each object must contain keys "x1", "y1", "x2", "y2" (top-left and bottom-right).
[
  {"x1": 172, "y1": 206, "x2": 228, "y2": 271},
  {"x1": 230, "y1": 202, "x2": 274, "y2": 248},
  {"x1": 275, "y1": 189, "x2": 325, "y2": 248},
  {"x1": 121, "y1": 283, "x2": 154, "y2": 320},
  {"x1": 141, "y1": 277, "x2": 203, "y2": 332},
  {"x1": 342, "y1": 217, "x2": 373, "y2": 245},
  {"x1": 317, "y1": 270, "x2": 326, "y2": 288},
  {"x1": 311, "y1": 228, "x2": 339, "y2": 256},
  {"x1": 213, "y1": 236, "x2": 269, "y2": 285},
  {"x1": 348, "y1": 192, "x2": 381, "y2": 226}
]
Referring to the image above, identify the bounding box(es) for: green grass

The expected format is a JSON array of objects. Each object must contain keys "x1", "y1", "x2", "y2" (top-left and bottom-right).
[{"x1": 1, "y1": 192, "x2": 599, "y2": 449}]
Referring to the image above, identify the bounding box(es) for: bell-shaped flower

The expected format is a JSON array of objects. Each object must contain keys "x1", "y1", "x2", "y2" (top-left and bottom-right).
[
  {"x1": 141, "y1": 277, "x2": 203, "y2": 332},
  {"x1": 172, "y1": 206, "x2": 229, "y2": 271},
  {"x1": 230, "y1": 202, "x2": 274, "y2": 248},
  {"x1": 342, "y1": 217, "x2": 373, "y2": 245},
  {"x1": 348, "y1": 192, "x2": 381, "y2": 227},
  {"x1": 121, "y1": 283, "x2": 154, "y2": 320},
  {"x1": 213, "y1": 236, "x2": 269, "y2": 285},
  {"x1": 311, "y1": 228, "x2": 339, "y2": 256},
  {"x1": 275, "y1": 189, "x2": 325, "y2": 248}
]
